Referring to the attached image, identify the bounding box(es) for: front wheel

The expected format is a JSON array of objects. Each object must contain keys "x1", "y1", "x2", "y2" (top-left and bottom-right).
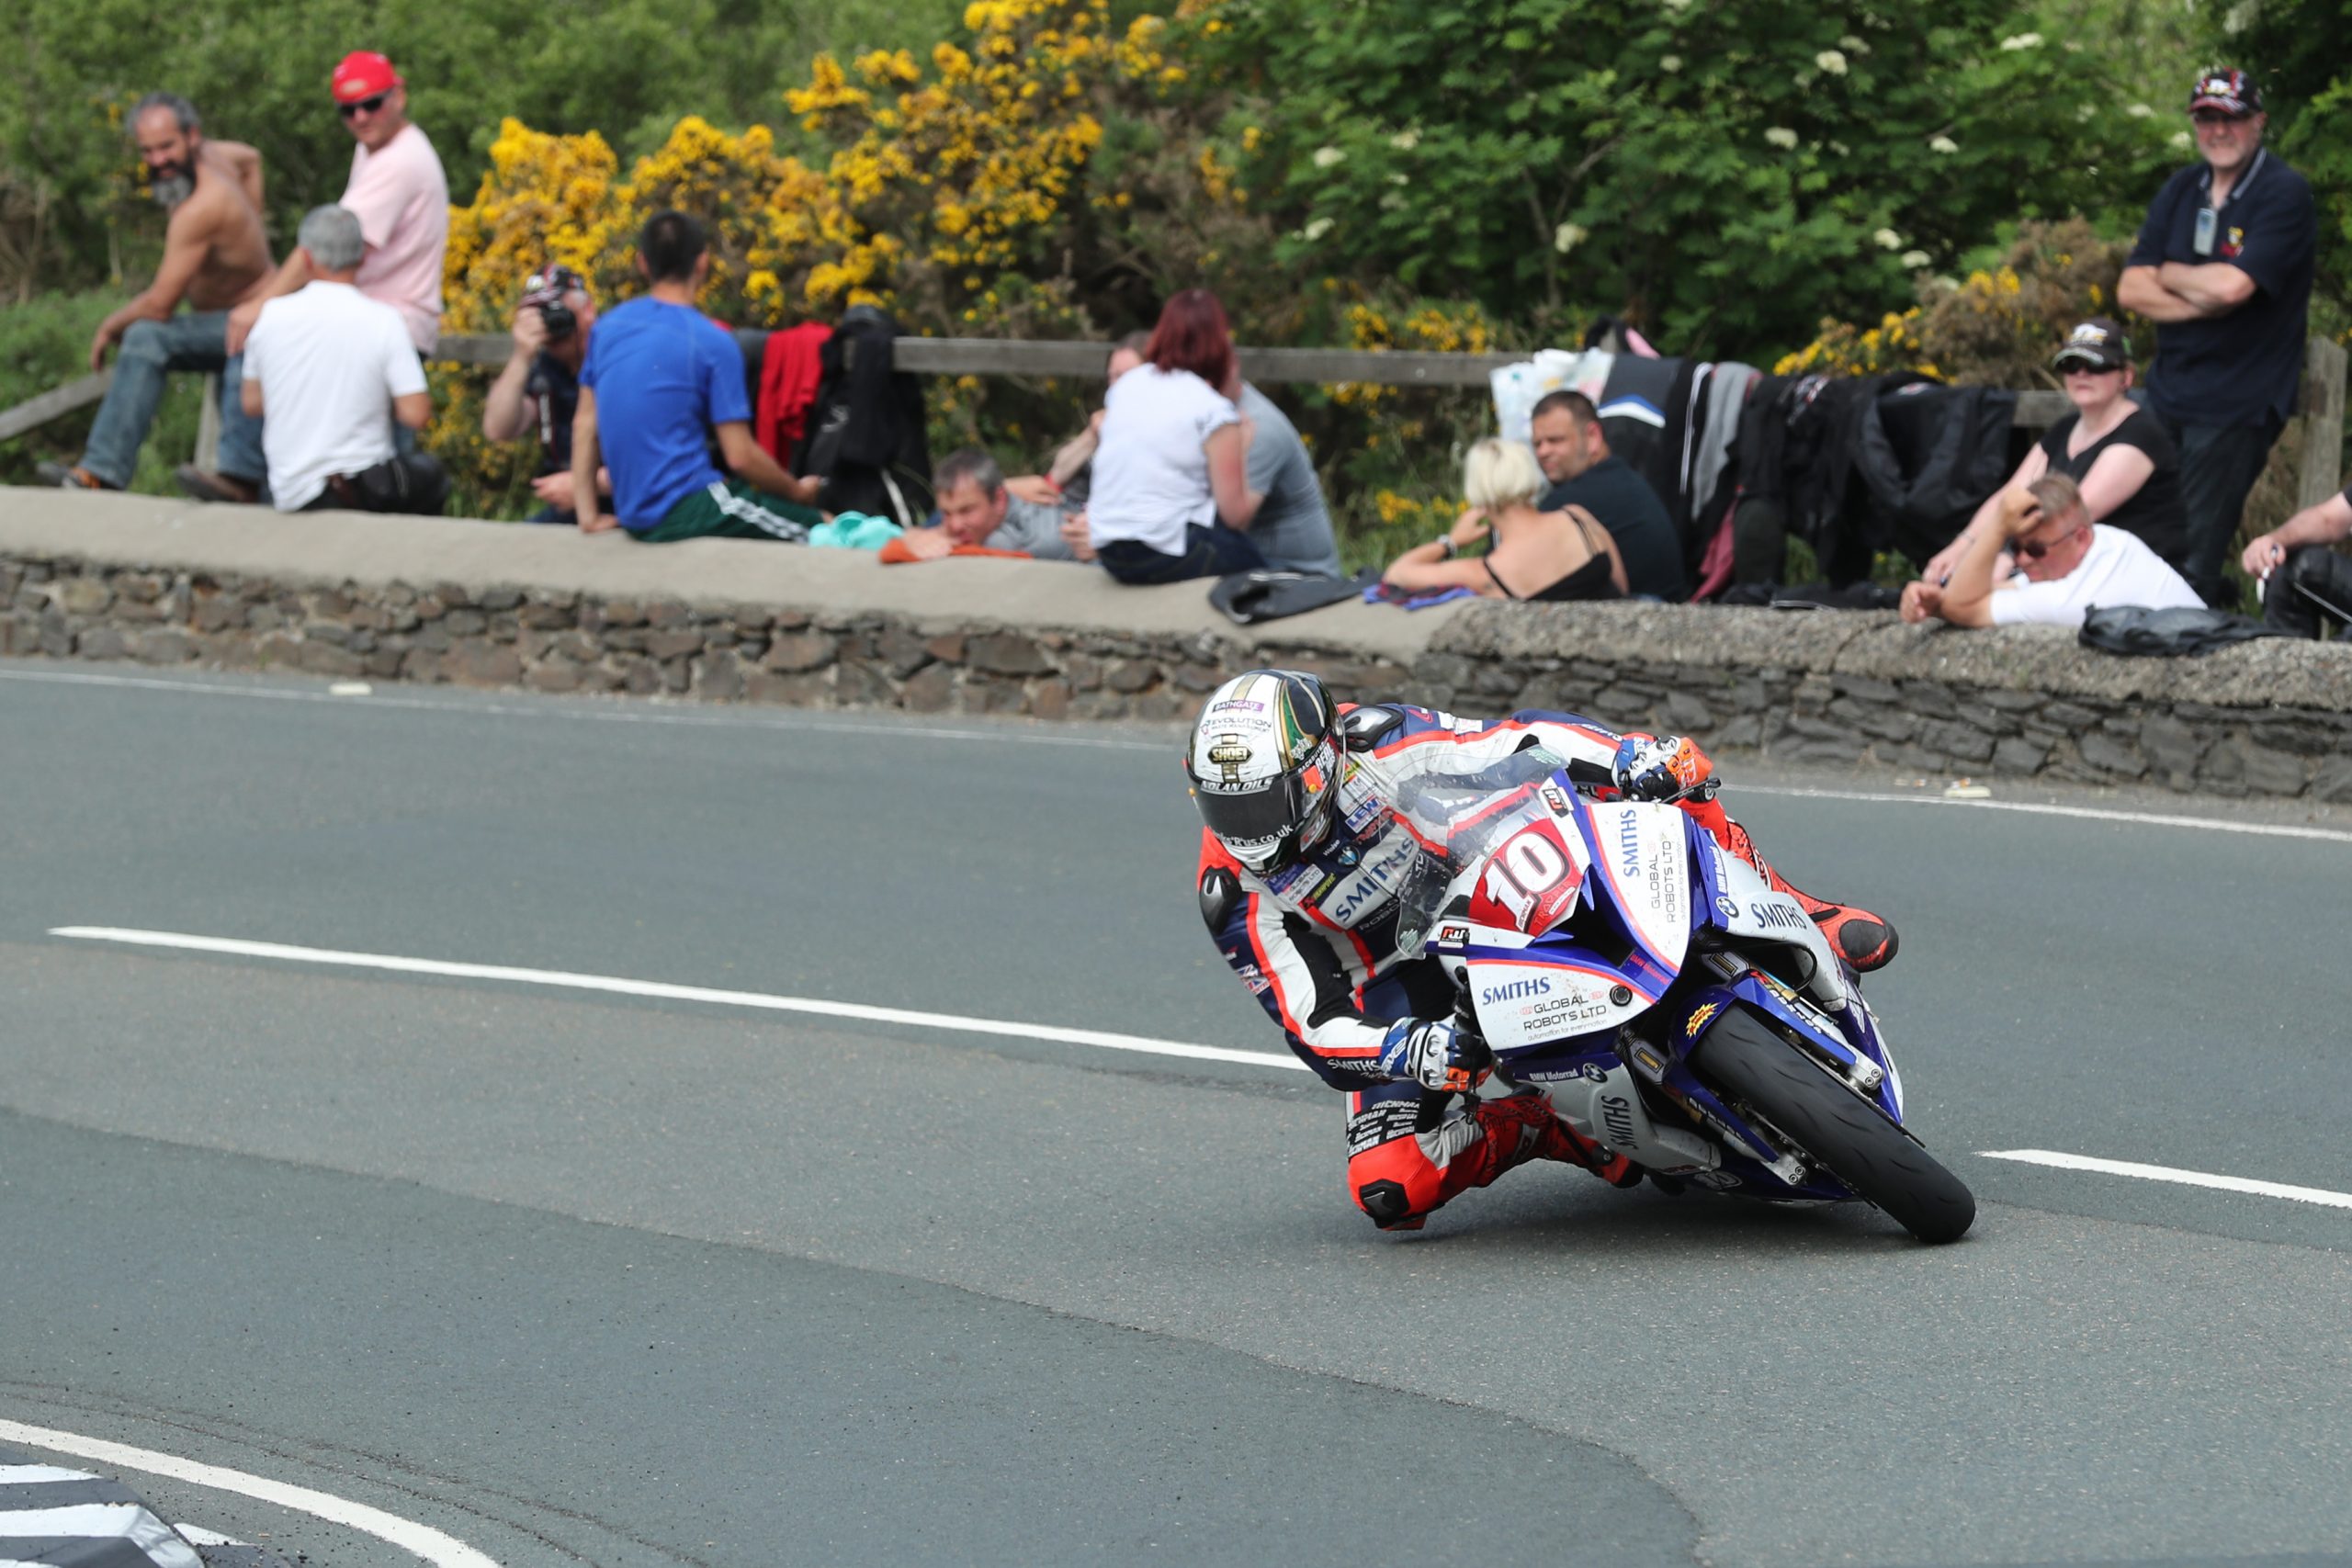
[{"x1": 1692, "y1": 1008, "x2": 1975, "y2": 1244}]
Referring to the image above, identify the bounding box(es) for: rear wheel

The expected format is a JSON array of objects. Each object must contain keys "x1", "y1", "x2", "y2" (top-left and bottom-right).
[{"x1": 1692, "y1": 1007, "x2": 1975, "y2": 1244}]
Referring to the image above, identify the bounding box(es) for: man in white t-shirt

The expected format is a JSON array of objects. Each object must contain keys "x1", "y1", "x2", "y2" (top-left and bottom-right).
[
  {"x1": 1901, "y1": 472, "x2": 2201, "y2": 629},
  {"x1": 240, "y1": 206, "x2": 443, "y2": 513}
]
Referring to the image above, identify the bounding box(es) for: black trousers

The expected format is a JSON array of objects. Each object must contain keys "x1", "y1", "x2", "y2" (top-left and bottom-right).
[
  {"x1": 2263, "y1": 546, "x2": 2352, "y2": 637},
  {"x1": 2159, "y1": 413, "x2": 2282, "y2": 606}
]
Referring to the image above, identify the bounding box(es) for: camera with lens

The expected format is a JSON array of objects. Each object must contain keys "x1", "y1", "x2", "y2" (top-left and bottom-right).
[{"x1": 519, "y1": 265, "x2": 586, "y2": 340}]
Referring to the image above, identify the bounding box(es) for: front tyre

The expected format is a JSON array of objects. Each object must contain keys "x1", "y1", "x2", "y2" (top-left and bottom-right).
[{"x1": 1692, "y1": 1008, "x2": 1975, "y2": 1244}]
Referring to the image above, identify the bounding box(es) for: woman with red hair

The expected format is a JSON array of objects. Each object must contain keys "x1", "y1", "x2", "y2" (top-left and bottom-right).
[{"x1": 1084, "y1": 289, "x2": 1268, "y2": 583}]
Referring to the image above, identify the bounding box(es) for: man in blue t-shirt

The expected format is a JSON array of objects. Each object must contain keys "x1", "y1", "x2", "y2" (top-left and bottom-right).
[
  {"x1": 570, "y1": 209, "x2": 824, "y2": 542},
  {"x1": 2118, "y1": 67, "x2": 2317, "y2": 606}
]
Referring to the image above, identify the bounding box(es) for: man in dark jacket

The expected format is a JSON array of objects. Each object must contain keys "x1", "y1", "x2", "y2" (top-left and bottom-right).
[
  {"x1": 2117, "y1": 67, "x2": 2317, "y2": 606},
  {"x1": 1529, "y1": 391, "x2": 1687, "y2": 600}
]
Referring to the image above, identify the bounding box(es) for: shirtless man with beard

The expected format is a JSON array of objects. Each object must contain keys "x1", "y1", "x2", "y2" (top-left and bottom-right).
[{"x1": 42, "y1": 93, "x2": 274, "y2": 501}]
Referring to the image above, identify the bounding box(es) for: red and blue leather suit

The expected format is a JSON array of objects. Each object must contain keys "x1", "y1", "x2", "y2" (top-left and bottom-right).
[{"x1": 1196, "y1": 702, "x2": 1758, "y2": 1229}]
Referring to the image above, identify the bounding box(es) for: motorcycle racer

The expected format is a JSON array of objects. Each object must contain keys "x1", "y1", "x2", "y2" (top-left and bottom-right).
[{"x1": 1188, "y1": 667, "x2": 1897, "y2": 1231}]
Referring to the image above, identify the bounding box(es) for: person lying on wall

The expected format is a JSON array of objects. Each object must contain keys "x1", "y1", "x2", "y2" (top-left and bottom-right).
[
  {"x1": 1899, "y1": 473, "x2": 2199, "y2": 629},
  {"x1": 896, "y1": 448, "x2": 1094, "y2": 561},
  {"x1": 569, "y1": 209, "x2": 826, "y2": 543}
]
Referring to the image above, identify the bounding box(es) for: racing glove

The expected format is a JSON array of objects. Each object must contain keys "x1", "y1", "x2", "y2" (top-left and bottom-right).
[
  {"x1": 1611, "y1": 734, "x2": 1720, "y2": 804},
  {"x1": 1377, "y1": 1019, "x2": 1489, "y2": 1093}
]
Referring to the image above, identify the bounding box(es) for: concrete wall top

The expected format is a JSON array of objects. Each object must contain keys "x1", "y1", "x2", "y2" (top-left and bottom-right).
[{"x1": 6, "y1": 486, "x2": 2349, "y2": 716}]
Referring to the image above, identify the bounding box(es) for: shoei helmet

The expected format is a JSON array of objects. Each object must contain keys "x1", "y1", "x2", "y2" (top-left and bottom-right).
[{"x1": 1186, "y1": 670, "x2": 1341, "y2": 874}]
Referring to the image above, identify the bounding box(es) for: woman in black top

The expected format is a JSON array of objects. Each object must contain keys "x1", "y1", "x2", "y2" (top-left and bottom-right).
[
  {"x1": 1383, "y1": 437, "x2": 1626, "y2": 602},
  {"x1": 1921, "y1": 317, "x2": 2191, "y2": 582}
]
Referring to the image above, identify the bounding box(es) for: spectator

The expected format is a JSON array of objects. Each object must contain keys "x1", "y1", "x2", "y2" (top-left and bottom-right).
[
  {"x1": 198, "y1": 51, "x2": 449, "y2": 501},
  {"x1": 1900, "y1": 473, "x2": 2199, "y2": 629},
  {"x1": 1527, "y1": 390, "x2": 1687, "y2": 600},
  {"x1": 2116, "y1": 67, "x2": 2317, "y2": 606},
  {"x1": 899, "y1": 448, "x2": 1091, "y2": 561},
  {"x1": 239, "y1": 206, "x2": 446, "y2": 514},
  {"x1": 481, "y1": 265, "x2": 605, "y2": 525},
  {"x1": 1921, "y1": 318, "x2": 2190, "y2": 583},
  {"x1": 1086, "y1": 290, "x2": 1268, "y2": 584},
  {"x1": 571, "y1": 210, "x2": 824, "y2": 542},
  {"x1": 1383, "y1": 437, "x2": 1626, "y2": 602},
  {"x1": 1013, "y1": 333, "x2": 1149, "y2": 511},
  {"x1": 2243, "y1": 486, "x2": 2352, "y2": 637},
  {"x1": 40, "y1": 94, "x2": 272, "y2": 500},
  {"x1": 1233, "y1": 382, "x2": 1343, "y2": 578}
]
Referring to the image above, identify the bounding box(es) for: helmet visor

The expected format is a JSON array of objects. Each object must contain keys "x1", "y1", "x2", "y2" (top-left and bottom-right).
[{"x1": 1195, "y1": 767, "x2": 1313, "y2": 859}]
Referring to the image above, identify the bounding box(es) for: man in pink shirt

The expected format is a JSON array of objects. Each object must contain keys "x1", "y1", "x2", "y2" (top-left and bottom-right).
[{"x1": 197, "y1": 51, "x2": 448, "y2": 501}]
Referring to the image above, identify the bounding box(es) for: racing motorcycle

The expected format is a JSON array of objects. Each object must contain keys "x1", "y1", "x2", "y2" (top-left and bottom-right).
[{"x1": 1391, "y1": 749, "x2": 1974, "y2": 1245}]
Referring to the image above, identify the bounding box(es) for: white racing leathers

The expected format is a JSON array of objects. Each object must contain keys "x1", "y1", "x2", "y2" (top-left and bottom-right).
[{"x1": 1195, "y1": 702, "x2": 1665, "y2": 1089}]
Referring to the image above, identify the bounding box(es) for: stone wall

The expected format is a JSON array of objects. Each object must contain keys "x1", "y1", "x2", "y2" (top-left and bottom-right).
[{"x1": 6, "y1": 540, "x2": 2351, "y2": 803}]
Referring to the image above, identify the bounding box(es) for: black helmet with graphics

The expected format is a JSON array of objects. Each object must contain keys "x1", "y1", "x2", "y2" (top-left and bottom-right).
[{"x1": 1185, "y1": 669, "x2": 1340, "y2": 875}]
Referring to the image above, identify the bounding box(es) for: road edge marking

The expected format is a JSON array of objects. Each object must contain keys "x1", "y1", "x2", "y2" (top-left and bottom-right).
[
  {"x1": 47, "y1": 927, "x2": 1311, "y2": 1074},
  {"x1": 1979, "y1": 1149, "x2": 2352, "y2": 1210},
  {"x1": 0, "y1": 1416, "x2": 500, "y2": 1567},
  {"x1": 11, "y1": 665, "x2": 2351, "y2": 844}
]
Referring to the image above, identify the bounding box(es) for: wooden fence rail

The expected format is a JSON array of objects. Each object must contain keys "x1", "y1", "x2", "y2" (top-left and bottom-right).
[{"x1": 6, "y1": 334, "x2": 2345, "y2": 509}]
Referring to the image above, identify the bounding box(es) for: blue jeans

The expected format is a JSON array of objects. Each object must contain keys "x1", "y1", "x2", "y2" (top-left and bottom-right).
[
  {"x1": 1098, "y1": 524, "x2": 1266, "y2": 584},
  {"x1": 80, "y1": 311, "x2": 266, "y2": 488}
]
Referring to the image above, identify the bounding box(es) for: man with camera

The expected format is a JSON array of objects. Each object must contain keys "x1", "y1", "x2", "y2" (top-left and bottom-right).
[{"x1": 481, "y1": 265, "x2": 605, "y2": 525}]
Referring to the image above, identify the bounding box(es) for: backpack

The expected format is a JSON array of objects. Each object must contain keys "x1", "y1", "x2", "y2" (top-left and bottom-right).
[{"x1": 794, "y1": 304, "x2": 933, "y2": 528}]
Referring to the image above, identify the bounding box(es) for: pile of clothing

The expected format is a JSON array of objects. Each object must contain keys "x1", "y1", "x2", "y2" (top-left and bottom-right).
[{"x1": 1497, "y1": 325, "x2": 2023, "y2": 596}]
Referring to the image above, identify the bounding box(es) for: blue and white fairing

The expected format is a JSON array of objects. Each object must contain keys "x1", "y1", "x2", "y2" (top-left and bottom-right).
[{"x1": 1389, "y1": 750, "x2": 1908, "y2": 1200}]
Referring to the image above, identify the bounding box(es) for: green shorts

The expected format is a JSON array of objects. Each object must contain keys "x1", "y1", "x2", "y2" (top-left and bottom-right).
[{"x1": 631, "y1": 479, "x2": 821, "y2": 543}]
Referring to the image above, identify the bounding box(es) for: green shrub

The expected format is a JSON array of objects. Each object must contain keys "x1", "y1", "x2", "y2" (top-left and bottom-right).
[{"x1": 0, "y1": 289, "x2": 203, "y2": 493}]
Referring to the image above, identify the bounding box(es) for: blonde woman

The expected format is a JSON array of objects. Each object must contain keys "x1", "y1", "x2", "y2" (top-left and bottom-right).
[{"x1": 1384, "y1": 437, "x2": 1627, "y2": 601}]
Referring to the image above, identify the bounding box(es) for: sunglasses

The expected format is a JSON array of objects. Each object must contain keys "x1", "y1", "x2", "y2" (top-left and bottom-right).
[
  {"x1": 2191, "y1": 109, "x2": 2249, "y2": 128},
  {"x1": 338, "y1": 93, "x2": 390, "y2": 119},
  {"x1": 2013, "y1": 522, "x2": 2083, "y2": 560}
]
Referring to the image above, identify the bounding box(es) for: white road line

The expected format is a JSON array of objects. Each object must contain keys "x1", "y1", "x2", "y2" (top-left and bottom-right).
[
  {"x1": 0, "y1": 1416, "x2": 499, "y2": 1567},
  {"x1": 1742, "y1": 784, "x2": 2352, "y2": 845},
  {"x1": 47, "y1": 927, "x2": 1311, "y2": 1074},
  {"x1": 0, "y1": 667, "x2": 1166, "y2": 753},
  {"x1": 1980, "y1": 1149, "x2": 2352, "y2": 1211},
  {"x1": 9, "y1": 663, "x2": 2344, "y2": 842}
]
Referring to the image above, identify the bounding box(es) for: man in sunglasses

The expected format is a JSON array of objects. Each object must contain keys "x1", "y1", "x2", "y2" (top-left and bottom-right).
[
  {"x1": 199, "y1": 52, "x2": 447, "y2": 502},
  {"x1": 1900, "y1": 474, "x2": 2199, "y2": 629},
  {"x1": 2117, "y1": 68, "x2": 2317, "y2": 608}
]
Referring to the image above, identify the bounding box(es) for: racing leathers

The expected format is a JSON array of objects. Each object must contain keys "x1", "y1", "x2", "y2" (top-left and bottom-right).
[{"x1": 1194, "y1": 702, "x2": 1877, "y2": 1230}]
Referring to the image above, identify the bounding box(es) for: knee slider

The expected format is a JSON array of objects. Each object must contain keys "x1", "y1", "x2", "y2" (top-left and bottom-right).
[{"x1": 1354, "y1": 1179, "x2": 1416, "y2": 1227}]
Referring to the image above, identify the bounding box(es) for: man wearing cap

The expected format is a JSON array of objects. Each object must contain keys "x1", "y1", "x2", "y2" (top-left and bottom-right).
[
  {"x1": 2117, "y1": 67, "x2": 2317, "y2": 607},
  {"x1": 200, "y1": 51, "x2": 448, "y2": 501}
]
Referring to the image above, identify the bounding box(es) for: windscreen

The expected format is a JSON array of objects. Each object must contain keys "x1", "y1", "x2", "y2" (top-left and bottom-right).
[{"x1": 1389, "y1": 747, "x2": 1572, "y2": 958}]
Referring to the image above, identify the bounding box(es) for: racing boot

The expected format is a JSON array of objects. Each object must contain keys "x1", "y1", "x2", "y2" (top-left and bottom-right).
[
  {"x1": 1716, "y1": 818, "x2": 1899, "y2": 974},
  {"x1": 1528, "y1": 1099, "x2": 1642, "y2": 1189}
]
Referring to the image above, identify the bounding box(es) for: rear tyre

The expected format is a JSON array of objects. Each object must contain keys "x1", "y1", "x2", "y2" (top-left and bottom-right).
[{"x1": 1691, "y1": 1007, "x2": 1975, "y2": 1244}]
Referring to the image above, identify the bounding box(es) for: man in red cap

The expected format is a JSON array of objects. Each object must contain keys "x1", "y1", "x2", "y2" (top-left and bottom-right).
[
  {"x1": 195, "y1": 51, "x2": 447, "y2": 501},
  {"x1": 2117, "y1": 67, "x2": 2316, "y2": 608}
]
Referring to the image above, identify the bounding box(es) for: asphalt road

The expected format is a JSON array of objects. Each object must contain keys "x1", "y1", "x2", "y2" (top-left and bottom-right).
[{"x1": 4, "y1": 658, "x2": 2350, "y2": 1568}]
